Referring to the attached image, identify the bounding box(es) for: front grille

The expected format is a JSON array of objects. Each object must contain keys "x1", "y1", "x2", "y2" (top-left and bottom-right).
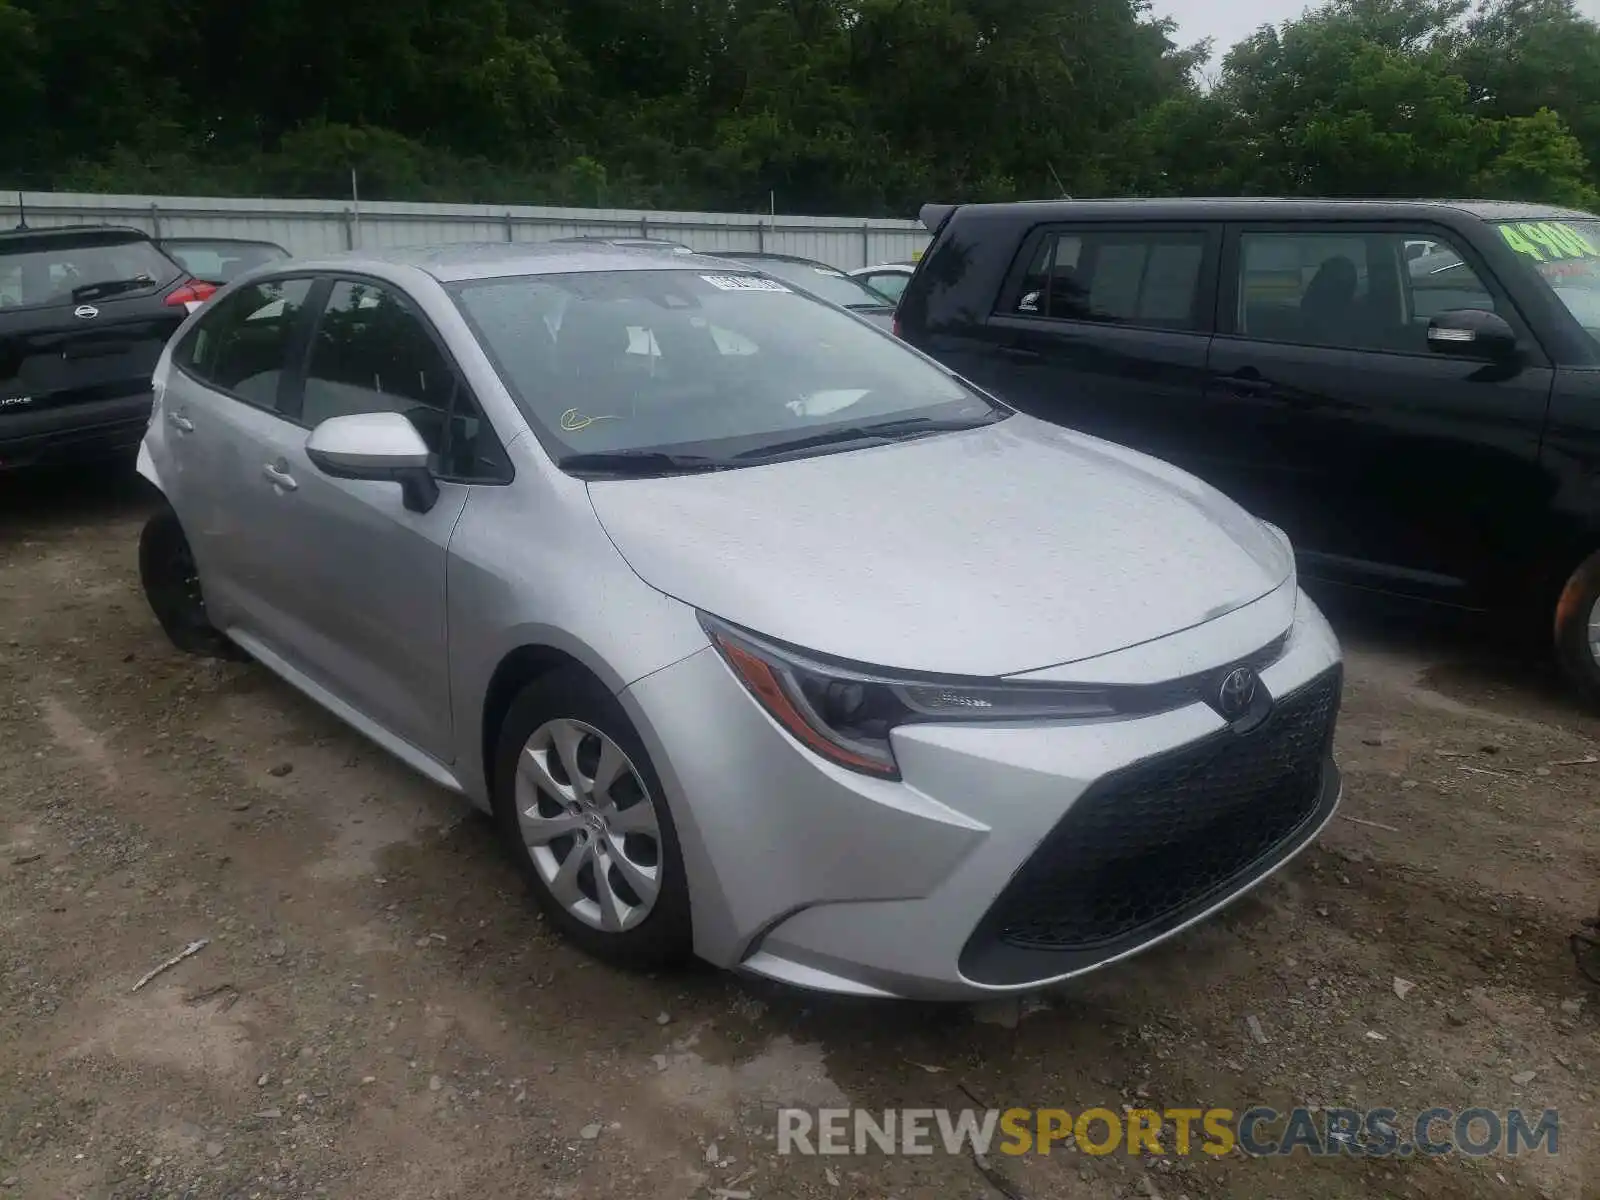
[{"x1": 960, "y1": 666, "x2": 1342, "y2": 985}]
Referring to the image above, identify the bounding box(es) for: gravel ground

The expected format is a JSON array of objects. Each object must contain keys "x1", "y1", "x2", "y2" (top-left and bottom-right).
[{"x1": 1, "y1": 468, "x2": 1597, "y2": 1200}]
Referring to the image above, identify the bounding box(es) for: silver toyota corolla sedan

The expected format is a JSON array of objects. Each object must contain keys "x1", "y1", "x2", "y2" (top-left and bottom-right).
[{"x1": 134, "y1": 243, "x2": 1344, "y2": 1001}]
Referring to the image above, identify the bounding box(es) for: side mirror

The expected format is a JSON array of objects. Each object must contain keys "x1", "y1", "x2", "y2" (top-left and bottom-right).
[
  {"x1": 304, "y1": 412, "x2": 440, "y2": 513},
  {"x1": 1426, "y1": 309, "x2": 1518, "y2": 361}
]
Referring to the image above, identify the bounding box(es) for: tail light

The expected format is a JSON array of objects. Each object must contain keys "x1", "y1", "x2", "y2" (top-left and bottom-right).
[
  {"x1": 892, "y1": 312, "x2": 902, "y2": 338},
  {"x1": 165, "y1": 279, "x2": 219, "y2": 312}
]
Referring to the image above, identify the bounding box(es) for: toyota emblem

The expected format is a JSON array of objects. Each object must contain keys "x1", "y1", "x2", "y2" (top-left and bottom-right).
[
  {"x1": 1216, "y1": 666, "x2": 1260, "y2": 720},
  {"x1": 73, "y1": 304, "x2": 99, "y2": 319}
]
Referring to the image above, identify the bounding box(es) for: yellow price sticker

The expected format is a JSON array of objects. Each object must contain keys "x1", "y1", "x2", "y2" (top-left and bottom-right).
[{"x1": 1498, "y1": 221, "x2": 1600, "y2": 262}]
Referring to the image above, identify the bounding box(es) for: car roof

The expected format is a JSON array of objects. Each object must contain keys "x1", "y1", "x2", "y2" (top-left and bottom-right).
[
  {"x1": 267, "y1": 241, "x2": 763, "y2": 284},
  {"x1": 705, "y1": 250, "x2": 838, "y2": 266},
  {"x1": 549, "y1": 235, "x2": 688, "y2": 246},
  {"x1": 921, "y1": 197, "x2": 1600, "y2": 230},
  {"x1": 160, "y1": 236, "x2": 287, "y2": 248},
  {"x1": 1, "y1": 222, "x2": 154, "y2": 245}
]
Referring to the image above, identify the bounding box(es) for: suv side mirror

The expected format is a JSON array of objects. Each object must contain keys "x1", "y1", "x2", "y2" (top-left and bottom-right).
[
  {"x1": 305, "y1": 411, "x2": 440, "y2": 513},
  {"x1": 1426, "y1": 309, "x2": 1518, "y2": 361}
]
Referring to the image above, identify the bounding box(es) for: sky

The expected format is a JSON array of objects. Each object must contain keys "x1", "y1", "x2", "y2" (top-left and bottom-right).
[{"x1": 1155, "y1": 0, "x2": 1600, "y2": 73}]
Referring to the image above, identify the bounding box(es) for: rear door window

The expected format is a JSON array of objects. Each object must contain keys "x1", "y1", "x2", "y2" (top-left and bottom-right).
[
  {"x1": 176, "y1": 277, "x2": 316, "y2": 411},
  {"x1": 1009, "y1": 229, "x2": 1209, "y2": 330}
]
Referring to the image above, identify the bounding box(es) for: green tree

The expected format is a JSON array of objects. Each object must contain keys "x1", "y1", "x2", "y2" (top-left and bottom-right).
[
  {"x1": 1450, "y1": 0, "x2": 1600, "y2": 191},
  {"x1": 1473, "y1": 106, "x2": 1600, "y2": 206},
  {"x1": 0, "y1": 0, "x2": 42, "y2": 181}
]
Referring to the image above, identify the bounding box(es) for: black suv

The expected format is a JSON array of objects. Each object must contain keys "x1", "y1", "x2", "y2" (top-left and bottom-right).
[
  {"x1": 2, "y1": 224, "x2": 216, "y2": 471},
  {"x1": 898, "y1": 199, "x2": 1600, "y2": 702}
]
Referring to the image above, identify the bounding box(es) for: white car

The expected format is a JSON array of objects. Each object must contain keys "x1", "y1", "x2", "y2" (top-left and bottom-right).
[
  {"x1": 135, "y1": 241, "x2": 1345, "y2": 1001},
  {"x1": 848, "y1": 262, "x2": 917, "y2": 303}
]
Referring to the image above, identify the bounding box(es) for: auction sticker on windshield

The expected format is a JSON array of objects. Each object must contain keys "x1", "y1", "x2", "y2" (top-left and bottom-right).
[{"x1": 701, "y1": 274, "x2": 790, "y2": 292}]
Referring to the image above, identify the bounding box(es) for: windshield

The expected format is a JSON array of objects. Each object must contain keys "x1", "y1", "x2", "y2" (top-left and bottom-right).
[
  {"x1": 163, "y1": 240, "x2": 288, "y2": 283},
  {"x1": 451, "y1": 269, "x2": 995, "y2": 465},
  {"x1": 0, "y1": 235, "x2": 181, "y2": 310},
  {"x1": 1491, "y1": 218, "x2": 1600, "y2": 347},
  {"x1": 721, "y1": 258, "x2": 892, "y2": 309}
]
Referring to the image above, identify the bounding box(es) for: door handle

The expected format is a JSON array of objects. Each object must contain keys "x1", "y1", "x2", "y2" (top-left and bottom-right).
[
  {"x1": 1219, "y1": 374, "x2": 1273, "y2": 396},
  {"x1": 167, "y1": 412, "x2": 194, "y2": 433},
  {"x1": 262, "y1": 462, "x2": 298, "y2": 491},
  {"x1": 998, "y1": 345, "x2": 1045, "y2": 364}
]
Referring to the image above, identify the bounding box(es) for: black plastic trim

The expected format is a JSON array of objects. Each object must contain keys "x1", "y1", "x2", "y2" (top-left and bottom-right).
[{"x1": 959, "y1": 665, "x2": 1343, "y2": 986}]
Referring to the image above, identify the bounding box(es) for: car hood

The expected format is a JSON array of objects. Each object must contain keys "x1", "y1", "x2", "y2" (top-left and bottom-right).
[{"x1": 585, "y1": 415, "x2": 1294, "y2": 677}]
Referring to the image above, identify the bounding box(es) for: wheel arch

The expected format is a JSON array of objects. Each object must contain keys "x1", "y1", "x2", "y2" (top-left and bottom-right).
[
  {"x1": 479, "y1": 643, "x2": 609, "y2": 804},
  {"x1": 1553, "y1": 544, "x2": 1600, "y2": 641},
  {"x1": 136, "y1": 441, "x2": 166, "y2": 497}
]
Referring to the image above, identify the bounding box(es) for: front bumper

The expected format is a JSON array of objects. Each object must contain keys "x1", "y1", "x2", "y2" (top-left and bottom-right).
[
  {"x1": 0, "y1": 391, "x2": 153, "y2": 471},
  {"x1": 620, "y1": 587, "x2": 1343, "y2": 1001}
]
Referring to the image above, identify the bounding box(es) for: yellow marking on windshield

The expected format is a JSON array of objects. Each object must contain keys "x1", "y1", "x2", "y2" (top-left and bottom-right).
[{"x1": 560, "y1": 409, "x2": 622, "y2": 432}]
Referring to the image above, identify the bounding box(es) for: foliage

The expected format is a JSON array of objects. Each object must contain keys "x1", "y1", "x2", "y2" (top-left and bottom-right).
[{"x1": 1, "y1": 0, "x2": 1599, "y2": 215}]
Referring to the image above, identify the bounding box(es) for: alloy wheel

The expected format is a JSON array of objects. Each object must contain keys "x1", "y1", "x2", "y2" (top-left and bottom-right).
[
  {"x1": 514, "y1": 718, "x2": 662, "y2": 933},
  {"x1": 1589, "y1": 594, "x2": 1600, "y2": 668}
]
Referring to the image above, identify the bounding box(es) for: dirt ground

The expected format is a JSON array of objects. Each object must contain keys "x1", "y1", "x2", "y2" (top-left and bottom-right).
[{"x1": 1, "y1": 469, "x2": 1597, "y2": 1200}]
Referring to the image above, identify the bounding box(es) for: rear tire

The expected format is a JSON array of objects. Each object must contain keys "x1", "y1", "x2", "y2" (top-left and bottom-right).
[
  {"x1": 492, "y1": 667, "x2": 693, "y2": 970},
  {"x1": 1553, "y1": 550, "x2": 1600, "y2": 708},
  {"x1": 138, "y1": 506, "x2": 247, "y2": 660}
]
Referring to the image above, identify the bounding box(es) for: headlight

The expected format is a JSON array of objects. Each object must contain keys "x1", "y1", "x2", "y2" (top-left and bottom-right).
[{"x1": 699, "y1": 613, "x2": 1120, "y2": 779}]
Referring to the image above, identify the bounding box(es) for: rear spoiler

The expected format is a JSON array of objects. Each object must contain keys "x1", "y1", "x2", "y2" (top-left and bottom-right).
[{"x1": 918, "y1": 203, "x2": 958, "y2": 234}]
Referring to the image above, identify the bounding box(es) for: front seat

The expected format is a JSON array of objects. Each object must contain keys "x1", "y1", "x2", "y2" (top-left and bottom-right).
[
  {"x1": 1298, "y1": 255, "x2": 1359, "y2": 342},
  {"x1": 555, "y1": 302, "x2": 637, "y2": 416}
]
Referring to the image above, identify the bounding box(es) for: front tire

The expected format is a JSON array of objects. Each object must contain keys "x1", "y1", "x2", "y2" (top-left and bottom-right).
[
  {"x1": 492, "y1": 667, "x2": 693, "y2": 969},
  {"x1": 1554, "y1": 550, "x2": 1600, "y2": 707},
  {"x1": 138, "y1": 507, "x2": 247, "y2": 660}
]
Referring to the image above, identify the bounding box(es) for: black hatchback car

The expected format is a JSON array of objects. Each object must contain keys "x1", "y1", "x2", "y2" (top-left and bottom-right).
[{"x1": 898, "y1": 199, "x2": 1600, "y2": 703}]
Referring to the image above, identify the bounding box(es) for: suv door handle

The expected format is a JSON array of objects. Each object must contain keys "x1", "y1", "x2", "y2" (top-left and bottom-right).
[
  {"x1": 1218, "y1": 373, "x2": 1273, "y2": 396},
  {"x1": 262, "y1": 462, "x2": 298, "y2": 491},
  {"x1": 167, "y1": 412, "x2": 194, "y2": 433},
  {"x1": 998, "y1": 345, "x2": 1044, "y2": 364}
]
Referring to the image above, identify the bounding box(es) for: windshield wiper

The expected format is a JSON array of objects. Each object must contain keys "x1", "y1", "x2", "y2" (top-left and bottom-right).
[
  {"x1": 70, "y1": 276, "x2": 157, "y2": 303},
  {"x1": 735, "y1": 414, "x2": 1001, "y2": 460},
  {"x1": 557, "y1": 449, "x2": 733, "y2": 477}
]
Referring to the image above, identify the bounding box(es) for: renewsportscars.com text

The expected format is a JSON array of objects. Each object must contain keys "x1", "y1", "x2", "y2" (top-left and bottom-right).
[{"x1": 777, "y1": 1106, "x2": 1560, "y2": 1159}]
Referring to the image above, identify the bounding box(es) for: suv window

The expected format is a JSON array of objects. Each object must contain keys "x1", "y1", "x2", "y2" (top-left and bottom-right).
[
  {"x1": 301, "y1": 279, "x2": 507, "y2": 481},
  {"x1": 1011, "y1": 229, "x2": 1206, "y2": 330},
  {"x1": 177, "y1": 277, "x2": 315, "y2": 410},
  {"x1": 162, "y1": 240, "x2": 288, "y2": 285},
  {"x1": 1236, "y1": 230, "x2": 1499, "y2": 353}
]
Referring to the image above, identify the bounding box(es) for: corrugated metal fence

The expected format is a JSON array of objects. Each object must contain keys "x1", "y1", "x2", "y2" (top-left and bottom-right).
[{"x1": 6, "y1": 191, "x2": 929, "y2": 271}]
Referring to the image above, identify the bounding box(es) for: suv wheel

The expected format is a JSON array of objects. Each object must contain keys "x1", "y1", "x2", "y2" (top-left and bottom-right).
[
  {"x1": 138, "y1": 507, "x2": 247, "y2": 660},
  {"x1": 492, "y1": 667, "x2": 693, "y2": 968},
  {"x1": 1554, "y1": 550, "x2": 1600, "y2": 706}
]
